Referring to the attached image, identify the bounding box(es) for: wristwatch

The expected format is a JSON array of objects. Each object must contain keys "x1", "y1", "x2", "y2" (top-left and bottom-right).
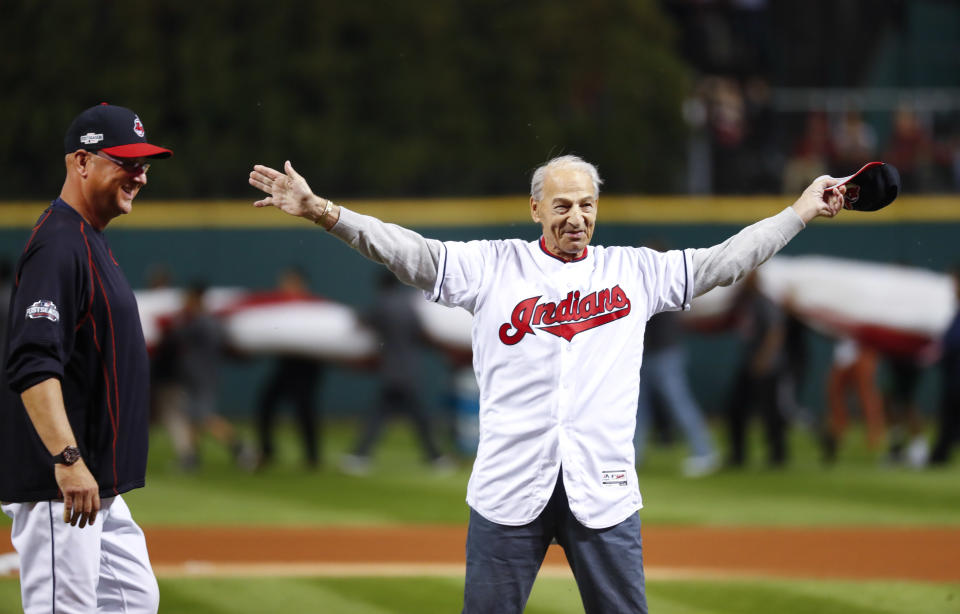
[{"x1": 52, "y1": 446, "x2": 81, "y2": 466}]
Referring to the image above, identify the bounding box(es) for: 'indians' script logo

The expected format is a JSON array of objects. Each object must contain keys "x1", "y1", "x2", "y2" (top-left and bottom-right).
[
  {"x1": 843, "y1": 183, "x2": 861, "y2": 207},
  {"x1": 498, "y1": 285, "x2": 631, "y2": 345}
]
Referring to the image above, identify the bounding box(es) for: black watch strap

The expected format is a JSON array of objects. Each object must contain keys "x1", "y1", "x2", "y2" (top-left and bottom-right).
[{"x1": 53, "y1": 445, "x2": 81, "y2": 466}]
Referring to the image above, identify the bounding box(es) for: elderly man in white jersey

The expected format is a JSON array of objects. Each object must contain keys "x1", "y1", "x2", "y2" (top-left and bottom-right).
[{"x1": 249, "y1": 155, "x2": 844, "y2": 613}]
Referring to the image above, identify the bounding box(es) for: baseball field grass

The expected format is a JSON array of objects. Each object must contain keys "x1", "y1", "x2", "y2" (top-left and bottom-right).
[
  {"x1": 1, "y1": 573, "x2": 958, "y2": 613},
  {"x1": 131, "y1": 420, "x2": 960, "y2": 528},
  {"x1": 1, "y1": 419, "x2": 958, "y2": 613},
  {"x1": 2, "y1": 574, "x2": 955, "y2": 614}
]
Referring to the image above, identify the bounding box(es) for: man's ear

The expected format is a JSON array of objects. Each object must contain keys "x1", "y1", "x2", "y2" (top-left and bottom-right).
[
  {"x1": 530, "y1": 196, "x2": 540, "y2": 223},
  {"x1": 69, "y1": 150, "x2": 93, "y2": 178}
]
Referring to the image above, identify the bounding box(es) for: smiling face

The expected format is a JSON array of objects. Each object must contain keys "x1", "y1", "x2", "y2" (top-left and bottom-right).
[
  {"x1": 530, "y1": 165, "x2": 597, "y2": 260},
  {"x1": 83, "y1": 151, "x2": 149, "y2": 226}
]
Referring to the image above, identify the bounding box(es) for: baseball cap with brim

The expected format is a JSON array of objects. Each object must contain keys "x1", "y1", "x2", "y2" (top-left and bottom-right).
[
  {"x1": 833, "y1": 161, "x2": 901, "y2": 212},
  {"x1": 64, "y1": 103, "x2": 172, "y2": 159}
]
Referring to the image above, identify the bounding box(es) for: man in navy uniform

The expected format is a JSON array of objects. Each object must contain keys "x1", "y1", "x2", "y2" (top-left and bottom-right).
[{"x1": 1, "y1": 103, "x2": 171, "y2": 613}]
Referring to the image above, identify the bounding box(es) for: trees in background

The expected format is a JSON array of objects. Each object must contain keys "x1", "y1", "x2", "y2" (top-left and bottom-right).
[{"x1": 0, "y1": 0, "x2": 689, "y2": 198}]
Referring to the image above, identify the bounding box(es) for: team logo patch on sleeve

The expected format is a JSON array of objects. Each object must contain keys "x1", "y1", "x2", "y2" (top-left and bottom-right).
[{"x1": 25, "y1": 300, "x2": 60, "y2": 322}]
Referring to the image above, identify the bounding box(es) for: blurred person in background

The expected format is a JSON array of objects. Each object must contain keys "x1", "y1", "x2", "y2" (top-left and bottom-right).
[
  {"x1": 1, "y1": 103, "x2": 170, "y2": 613},
  {"x1": 831, "y1": 110, "x2": 878, "y2": 176},
  {"x1": 704, "y1": 76, "x2": 749, "y2": 194},
  {"x1": 881, "y1": 353, "x2": 929, "y2": 469},
  {"x1": 930, "y1": 266, "x2": 960, "y2": 466},
  {"x1": 740, "y1": 76, "x2": 782, "y2": 194},
  {"x1": 724, "y1": 270, "x2": 791, "y2": 469},
  {"x1": 778, "y1": 294, "x2": 813, "y2": 427},
  {"x1": 255, "y1": 267, "x2": 326, "y2": 470},
  {"x1": 145, "y1": 263, "x2": 173, "y2": 291},
  {"x1": 158, "y1": 282, "x2": 253, "y2": 471},
  {"x1": 884, "y1": 105, "x2": 937, "y2": 193},
  {"x1": 821, "y1": 337, "x2": 885, "y2": 464},
  {"x1": 145, "y1": 264, "x2": 175, "y2": 425},
  {"x1": 249, "y1": 154, "x2": 845, "y2": 613},
  {"x1": 339, "y1": 271, "x2": 451, "y2": 476},
  {"x1": 687, "y1": 74, "x2": 779, "y2": 195},
  {"x1": 634, "y1": 239, "x2": 718, "y2": 477},
  {"x1": 782, "y1": 111, "x2": 835, "y2": 195},
  {"x1": 681, "y1": 80, "x2": 713, "y2": 194},
  {"x1": 635, "y1": 309, "x2": 719, "y2": 477}
]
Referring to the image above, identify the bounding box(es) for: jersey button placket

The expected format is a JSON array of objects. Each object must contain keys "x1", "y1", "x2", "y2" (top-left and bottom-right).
[
  {"x1": 558, "y1": 342, "x2": 577, "y2": 491},
  {"x1": 559, "y1": 340, "x2": 574, "y2": 421}
]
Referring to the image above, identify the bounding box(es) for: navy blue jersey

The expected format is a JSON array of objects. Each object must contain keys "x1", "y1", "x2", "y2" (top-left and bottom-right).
[{"x1": 1, "y1": 199, "x2": 150, "y2": 502}]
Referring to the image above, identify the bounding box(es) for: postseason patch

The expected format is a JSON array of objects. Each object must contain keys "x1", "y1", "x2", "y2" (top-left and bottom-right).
[
  {"x1": 601, "y1": 469, "x2": 627, "y2": 487},
  {"x1": 25, "y1": 300, "x2": 60, "y2": 322}
]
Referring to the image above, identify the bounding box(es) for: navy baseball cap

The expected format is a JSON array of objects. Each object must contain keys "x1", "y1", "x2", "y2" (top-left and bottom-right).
[
  {"x1": 834, "y1": 161, "x2": 901, "y2": 212},
  {"x1": 64, "y1": 103, "x2": 172, "y2": 158}
]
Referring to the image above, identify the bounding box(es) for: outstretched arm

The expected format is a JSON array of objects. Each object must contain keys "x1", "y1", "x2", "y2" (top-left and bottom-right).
[
  {"x1": 249, "y1": 162, "x2": 442, "y2": 292},
  {"x1": 691, "y1": 175, "x2": 845, "y2": 297},
  {"x1": 250, "y1": 161, "x2": 340, "y2": 228}
]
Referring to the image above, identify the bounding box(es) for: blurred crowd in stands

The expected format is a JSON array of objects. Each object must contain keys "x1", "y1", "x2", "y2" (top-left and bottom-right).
[
  {"x1": 685, "y1": 80, "x2": 959, "y2": 195},
  {"x1": 666, "y1": 0, "x2": 960, "y2": 195}
]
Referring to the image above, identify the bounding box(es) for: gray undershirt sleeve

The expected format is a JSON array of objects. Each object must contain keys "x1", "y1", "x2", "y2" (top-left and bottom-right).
[
  {"x1": 327, "y1": 204, "x2": 804, "y2": 299},
  {"x1": 327, "y1": 206, "x2": 442, "y2": 292},
  {"x1": 690, "y1": 206, "x2": 806, "y2": 297}
]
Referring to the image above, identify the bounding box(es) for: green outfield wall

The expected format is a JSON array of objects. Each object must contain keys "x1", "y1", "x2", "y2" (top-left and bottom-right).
[{"x1": 2, "y1": 196, "x2": 957, "y2": 424}]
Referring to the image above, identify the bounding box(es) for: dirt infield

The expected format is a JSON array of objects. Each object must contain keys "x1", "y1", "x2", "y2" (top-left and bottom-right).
[{"x1": 136, "y1": 525, "x2": 960, "y2": 582}]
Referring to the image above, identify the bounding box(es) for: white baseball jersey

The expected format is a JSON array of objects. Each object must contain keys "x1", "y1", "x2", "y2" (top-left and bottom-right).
[
  {"x1": 329, "y1": 205, "x2": 805, "y2": 526},
  {"x1": 427, "y1": 237, "x2": 694, "y2": 529}
]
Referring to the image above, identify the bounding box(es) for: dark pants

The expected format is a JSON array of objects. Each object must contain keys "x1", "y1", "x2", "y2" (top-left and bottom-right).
[
  {"x1": 726, "y1": 367, "x2": 787, "y2": 467},
  {"x1": 463, "y1": 474, "x2": 647, "y2": 614},
  {"x1": 257, "y1": 359, "x2": 322, "y2": 465},
  {"x1": 931, "y1": 388, "x2": 960, "y2": 464},
  {"x1": 354, "y1": 384, "x2": 441, "y2": 461}
]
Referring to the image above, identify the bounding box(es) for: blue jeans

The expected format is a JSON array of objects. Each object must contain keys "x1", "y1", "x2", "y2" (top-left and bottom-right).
[
  {"x1": 463, "y1": 473, "x2": 647, "y2": 614},
  {"x1": 635, "y1": 345, "x2": 715, "y2": 464}
]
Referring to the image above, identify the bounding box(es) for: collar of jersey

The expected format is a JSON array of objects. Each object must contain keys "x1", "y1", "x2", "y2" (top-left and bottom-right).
[
  {"x1": 53, "y1": 198, "x2": 99, "y2": 232},
  {"x1": 538, "y1": 236, "x2": 589, "y2": 263}
]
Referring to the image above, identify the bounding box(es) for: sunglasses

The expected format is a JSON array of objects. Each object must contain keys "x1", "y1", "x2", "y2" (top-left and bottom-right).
[{"x1": 93, "y1": 150, "x2": 151, "y2": 175}]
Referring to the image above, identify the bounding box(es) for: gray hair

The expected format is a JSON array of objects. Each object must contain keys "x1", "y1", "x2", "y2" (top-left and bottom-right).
[{"x1": 530, "y1": 155, "x2": 603, "y2": 201}]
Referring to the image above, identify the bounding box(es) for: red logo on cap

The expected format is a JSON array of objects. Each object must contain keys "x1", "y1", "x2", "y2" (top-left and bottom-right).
[
  {"x1": 844, "y1": 183, "x2": 861, "y2": 205},
  {"x1": 133, "y1": 116, "x2": 145, "y2": 138}
]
